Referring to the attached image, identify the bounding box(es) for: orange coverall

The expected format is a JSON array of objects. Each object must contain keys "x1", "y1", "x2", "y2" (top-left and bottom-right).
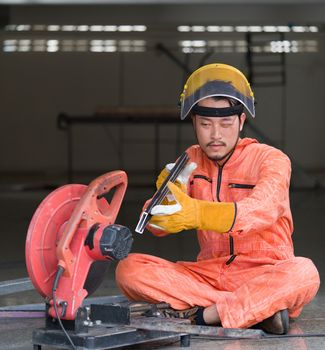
[{"x1": 116, "y1": 138, "x2": 320, "y2": 328}]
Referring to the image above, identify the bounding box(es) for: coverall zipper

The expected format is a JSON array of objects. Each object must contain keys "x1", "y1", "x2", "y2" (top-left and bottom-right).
[
  {"x1": 216, "y1": 164, "x2": 223, "y2": 202},
  {"x1": 226, "y1": 236, "x2": 236, "y2": 265},
  {"x1": 216, "y1": 163, "x2": 237, "y2": 265}
]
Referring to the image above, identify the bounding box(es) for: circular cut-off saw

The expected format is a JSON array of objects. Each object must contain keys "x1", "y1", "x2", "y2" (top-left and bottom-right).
[{"x1": 25, "y1": 170, "x2": 133, "y2": 320}]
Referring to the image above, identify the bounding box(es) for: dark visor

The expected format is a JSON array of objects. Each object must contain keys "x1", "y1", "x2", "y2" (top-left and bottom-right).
[{"x1": 191, "y1": 104, "x2": 244, "y2": 117}]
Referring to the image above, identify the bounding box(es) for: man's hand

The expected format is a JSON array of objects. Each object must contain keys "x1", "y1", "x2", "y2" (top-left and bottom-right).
[
  {"x1": 149, "y1": 182, "x2": 236, "y2": 234},
  {"x1": 146, "y1": 161, "x2": 196, "y2": 234},
  {"x1": 156, "y1": 162, "x2": 197, "y2": 203}
]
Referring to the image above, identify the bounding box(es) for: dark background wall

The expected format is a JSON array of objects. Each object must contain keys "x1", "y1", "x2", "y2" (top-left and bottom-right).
[{"x1": 0, "y1": 3, "x2": 324, "y2": 180}]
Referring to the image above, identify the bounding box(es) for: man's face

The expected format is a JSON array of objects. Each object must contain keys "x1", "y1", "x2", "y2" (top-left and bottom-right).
[{"x1": 192, "y1": 97, "x2": 246, "y2": 162}]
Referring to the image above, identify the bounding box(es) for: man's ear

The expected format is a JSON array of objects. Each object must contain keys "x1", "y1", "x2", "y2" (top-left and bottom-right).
[
  {"x1": 191, "y1": 115, "x2": 196, "y2": 131},
  {"x1": 239, "y1": 113, "x2": 246, "y2": 131}
]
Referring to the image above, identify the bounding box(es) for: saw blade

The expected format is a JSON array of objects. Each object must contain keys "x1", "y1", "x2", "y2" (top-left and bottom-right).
[{"x1": 25, "y1": 184, "x2": 110, "y2": 298}]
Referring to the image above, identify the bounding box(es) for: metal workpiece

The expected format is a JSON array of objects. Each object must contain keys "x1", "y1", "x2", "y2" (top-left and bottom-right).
[
  {"x1": 130, "y1": 316, "x2": 264, "y2": 339},
  {"x1": 135, "y1": 151, "x2": 189, "y2": 234}
]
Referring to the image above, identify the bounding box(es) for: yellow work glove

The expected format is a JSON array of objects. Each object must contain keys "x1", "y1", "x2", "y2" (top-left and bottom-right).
[
  {"x1": 156, "y1": 162, "x2": 197, "y2": 192},
  {"x1": 147, "y1": 162, "x2": 197, "y2": 234},
  {"x1": 149, "y1": 182, "x2": 236, "y2": 234}
]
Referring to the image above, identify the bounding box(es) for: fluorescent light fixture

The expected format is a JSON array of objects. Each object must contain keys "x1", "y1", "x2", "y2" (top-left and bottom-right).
[
  {"x1": 191, "y1": 26, "x2": 205, "y2": 32},
  {"x1": 46, "y1": 39, "x2": 59, "y2": 52},
  {"x1": 133, "y1": 47, "x2": 146, "y2": 52},
  {"x1": 47, "y1": 25, "x2": 60, "y2": 31},
  {"x1": 19, "y1": 39, "x2": 31, "y2": 45},
  {"x1": 178, "y1": 26, "x2": 190, "y2": 32},
  {"x1": 16, "y1": 24, "x2": 31, "y2": 31},
  {"x1": 192, "y1": 40, "x2": 206, "y2": 47},
  {"x1": 34, "y1": 39, "x2": 46, "y2": 45},
  {"x1": 18, "y1": 45, "x2": 30, "y2": 52},
  {"x1": 62, "y1": 40, "x2": 73, "y2": 46},
  {"x1": 33, "y1": 24, "x2": 46, "y2": 31},
  {"x1": 90, "y1": 25, "x2": 104, "y2": 31},
  {"x1": 306, "y1": 40, "x2": 318, "y2": 46},
  {"x1": 119, "y1": 40, "x2": 131, "y2": 46},
  {"x1": 179, "y1": 40, "x2": 192, "y2": 47},
  {"x1": 236, "y1": 46, "x2": 247, "y2": 53},
  {"x1": 91, "y1": 46, "x2": 104, "y2": 52},
  {"x1": 270, "y1": 40, "x2": 296, "y2": 53},
  {"x1": 62, "y1": 46, "x2": 73, "y2": 52},
  {"x1": 207, "y1": 26, "x2": 221, "y2": 32},
  {"x1": 76, "y1": 40, "x2": 87, "y2": 46},
  {"x1": 220, "y1": 26, "x2": 234, "y2": 32},
  {"x1": 47, "y1": 46, "x2": 58, "y2": 52},
  {"x1": 236, "y1": 40, "x2": 247, "y2": 46},
  {"x1": 104, "y1": 46, "x2": 117, "y2": 52},
  {"x1": 292, "y1": 26, "x2": 306, "y2": 32},
  {"x1": 249, "y1": 26, "x2": 263, "y2": 32},
  {"x1": 77, "y1": 25, "x2": 89, "y2": 31},
  {"x1": 119, "y1": 46, "x2": 131, "y2": 52},
  {"x1": 207, "y1": 40, "x2": 220, "y2": 47},
  {"x1": 179, "y1": 40, "x2": 206, "y2": 48},
  {"x1": 33, "y1": 46, "x2": 46, "y2": 52},
  {"x1": 76, "y1": 46, "x2": 87, "y2": 52},
  {"x1": 235, "y1": 26, "x2": 248, "y2": 32},
  {"x1": 222, "y1": 40, "x2": 233, "y2": 46},
  {"x1": 4, "y1": 39, "x2": 17, "y2": 45},
  {"x1": 61, "y1": 25, "x2": 76, "y2": 31},
  {"x1": 133, "y1": 25, "x2": 147, "y2": 32},
  {"x1": 252, "y1": 46, "x2": 262, "y2": 53},
  {"x1": 309, "y1": 26, "x2": 319, "y2": 32},
  {"x1": 118, "y1": 25, "x2": 133, "y2": 32},
  {"x1": 103, "y1": 25, "x2": 117, "y2": 31},
  {"x1": 47, "y1": 39, "x2": 59, "y2": 46},
  {"x1": 91, "y1": 40, "x2": 103, "y2": 46},
  {"x1": 104, "y1": 40, "x2": 116, "y2": 45},
  {"x1": 179, "y1": 23, "x2": 318, "y2": 34},
  {"x1": 263, "y1": 26, "x2": 277, "y2": 32},
  {"x1": 3, "y1": 45, "x2": 17, "y2": 52},
  {"x1": 4, "y1": 25, "x2": 16, "y2": 31},
  {"x1": 133, "y1": 40, "x2": 146, "y2": 46},
  {"x1": 277, "y1": 26, "x2": 290, "y2": 32}
]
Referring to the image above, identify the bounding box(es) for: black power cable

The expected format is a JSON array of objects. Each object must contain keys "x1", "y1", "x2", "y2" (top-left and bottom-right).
[{"x1": 52, "y1": 266, "x2": 77, "y2": 350}]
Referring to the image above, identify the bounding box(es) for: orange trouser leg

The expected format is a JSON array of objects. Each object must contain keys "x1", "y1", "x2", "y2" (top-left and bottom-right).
[
  {"x1": 213, "y1": 256, "x2": 320, "y2": 328},
  {"x1": 116, "y1": 254, "x2": 320, "y2": 328},
  {"x1": 116, "y1": 253, "x2": 225, "y2": 309}
]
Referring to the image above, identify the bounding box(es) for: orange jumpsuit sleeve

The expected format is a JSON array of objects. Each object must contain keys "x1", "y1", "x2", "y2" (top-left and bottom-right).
[{"x1": 232, "y1": 148, "x2": 293, "y2": 235}]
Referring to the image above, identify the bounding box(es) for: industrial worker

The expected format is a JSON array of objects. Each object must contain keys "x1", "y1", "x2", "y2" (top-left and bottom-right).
[{"x1": 116, "y1": 63, "x2": 320, "y2": 334}]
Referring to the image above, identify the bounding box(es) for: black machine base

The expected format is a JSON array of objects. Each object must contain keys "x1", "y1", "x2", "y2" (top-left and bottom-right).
[
  {"x1": 33, "y1": 325, "x2": 189, "y2": 350},
  {"x1": 32, "y1": 302, "x2": 191, "y2": 350}
]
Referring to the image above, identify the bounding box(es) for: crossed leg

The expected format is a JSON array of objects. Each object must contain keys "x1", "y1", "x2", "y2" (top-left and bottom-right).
[{"x1": 116, "y1": 253, "x2": 320, "y2": 328}]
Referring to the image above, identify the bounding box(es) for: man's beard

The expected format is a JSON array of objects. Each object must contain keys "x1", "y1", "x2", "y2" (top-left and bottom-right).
[
  {"x1": 205, "y1": 132, "x2": 240, "y2": 162},
  {"x1": 205, "y1": 141, "x2": 227, "y2": 161}
]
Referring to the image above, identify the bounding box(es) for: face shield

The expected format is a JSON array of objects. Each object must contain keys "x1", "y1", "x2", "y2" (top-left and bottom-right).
[{"x1": 179, "y1": 63, "x2": 255, "y2": 120}]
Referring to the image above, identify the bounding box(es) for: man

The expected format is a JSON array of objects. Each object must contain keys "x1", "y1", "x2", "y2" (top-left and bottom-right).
[{"x1": 116, "y1": 63, "x2": 320, "y2": 334}]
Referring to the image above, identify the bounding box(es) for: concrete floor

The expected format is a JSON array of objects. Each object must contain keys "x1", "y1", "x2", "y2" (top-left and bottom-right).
[{"x1": 0, "y1": 176, "x2": 324, "y2": 349}]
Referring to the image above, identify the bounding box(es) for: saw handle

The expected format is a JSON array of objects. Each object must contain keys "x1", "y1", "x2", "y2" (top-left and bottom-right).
[
  {"x1": 89, "y1": 171, "x2": 128, "y2": 222},
  {"x1": 56, "y1": 170, "x2": 127, "y2": 275}
]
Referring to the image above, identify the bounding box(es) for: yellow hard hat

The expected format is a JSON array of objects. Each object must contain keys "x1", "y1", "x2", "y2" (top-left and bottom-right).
[{"x1": 179, "y1": 63, "x2": 255, "y2": 120}]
